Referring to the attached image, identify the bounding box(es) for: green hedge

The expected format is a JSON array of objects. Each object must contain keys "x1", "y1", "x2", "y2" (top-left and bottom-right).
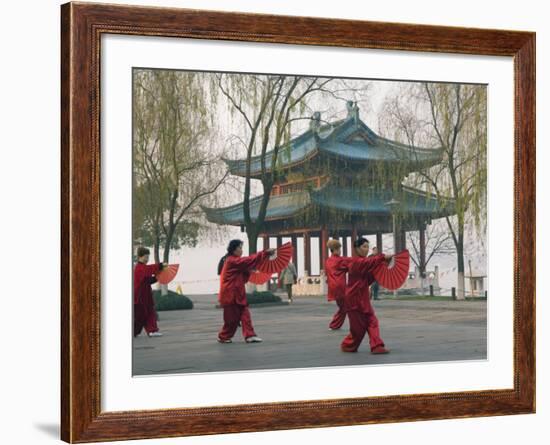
[
  {"x1": 153, "y1": 290, "x2": 194, "y2": 311},
  {"x1": 246, "y1": 290, "x2": 282, "y2": 305}
]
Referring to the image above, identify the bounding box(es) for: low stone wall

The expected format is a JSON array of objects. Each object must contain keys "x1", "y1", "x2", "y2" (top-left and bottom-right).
[{"x1": 292, "y1": 272, "x2": 327, "y2": 297}]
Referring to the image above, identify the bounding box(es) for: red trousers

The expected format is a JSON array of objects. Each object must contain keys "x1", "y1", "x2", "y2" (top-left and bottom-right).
[
  {"x1": 134, "y1": 302, "x2": 159, "y2": 336},
  {"x1": 218, "y1": 304, "x2": 256, "y2": 341},
  {"x1": 329, "y1": 298, "x2": 347, "y2": 330},
  {"x1": 341, "y1": 308, "x2": 384, "y2": 352}
]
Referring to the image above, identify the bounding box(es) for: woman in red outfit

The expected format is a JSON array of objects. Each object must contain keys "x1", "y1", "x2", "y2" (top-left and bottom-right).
[
  {"x1": 325, "y1": 239, "x2": 350, "y2": 330},
  {"x1": 341, "y1": 238, "x2": 393, "y2": 353},
  {"x1": 133, "y1": 246, "x2": 165, "y2": 337},
  {"x1": 217, "y1": 239, "x2": 275, "y2": 344}
]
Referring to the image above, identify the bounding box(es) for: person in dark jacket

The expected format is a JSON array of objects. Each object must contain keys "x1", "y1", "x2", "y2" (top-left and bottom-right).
[{"x1": 279, "y1": 261, "x2": 298, "y2": 303}]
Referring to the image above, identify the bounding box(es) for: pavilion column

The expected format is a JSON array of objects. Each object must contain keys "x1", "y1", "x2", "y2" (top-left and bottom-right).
[
  {"x1": 419, "y1": 226, "x2": 426, "y2": 277},
  {"x1": 376, "y1": 232, "x2": 383, "y2": 252},
  {"x1": 342, "y1": 236, "x2": 348, "y2": 257},
  {"x1": 392, "y1": 215, "x2": 400, "y2": 254},
  {"x1": 401, "y1": 229, "x2": 407, "y2": 251},
  {"x1": 320, "y1": 227, "x2": 329, "y2": 271},
  {"x1": 303, "y1": 231, "x2": 311, "y2": 276},
  {"x1": 291, "y1": 235, "x2": 298, "y2": 271},
  {"x1": 318, "y1": 233, "x2": 322, "y2": 273},
  {"x1": 276, "y1": 236, "x2": 283, "y2": 249},
  {"x1": 262, "y1": 234, "x2": 270, "y2": 250},
  {"x1": 351, "y1": 222, "x2": 358, "y2": 256}
]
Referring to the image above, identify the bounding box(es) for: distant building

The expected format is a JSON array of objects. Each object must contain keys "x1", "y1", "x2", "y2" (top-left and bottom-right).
[{"x1": 465, "y1": 270, "x2": 487, "y2": 297}]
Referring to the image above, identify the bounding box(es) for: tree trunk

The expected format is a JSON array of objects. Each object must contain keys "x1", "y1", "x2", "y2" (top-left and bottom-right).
[
  {"x1": 242, "y1": 228, "x2": 259, "y2": 293},
  {"x1": 247, "y1": 228, "x2": 259, "y2": 254},
  {"x1": 160, "y1": 229, "x2": 174, "y2": 296},
  {"x1": 163, "y1": 230, "x2": 173, "y2": 263},
  {"x1": 153, "y1": 236, "x2": 160, "y2": 264},
  {"x1": 455, "y1": 234, "x2": 466, "y2": 300}
]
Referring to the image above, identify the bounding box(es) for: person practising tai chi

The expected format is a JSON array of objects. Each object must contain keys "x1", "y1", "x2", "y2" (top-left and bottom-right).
[
  {"x1": 325, "y1": 239, "x2": 350, "y2": 330},
  {"x1": 341, "y1": 238, "x2": 393, "y2": 353},
  {"x1": 217, "y1": 239, "x2": 275, "y2": 344},
  {"x1": 133, "y1": 246, "x2": 165, "y2": 338}
]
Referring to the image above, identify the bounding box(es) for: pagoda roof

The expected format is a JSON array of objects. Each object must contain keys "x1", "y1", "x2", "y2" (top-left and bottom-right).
[
  {"x1": 202, "y1": 184, "x2": 454, "y2": 226},
  {"x1": 222, "y1": 112, "x2": 443, "y2": 178},
  {"x1": 312, "y1": 185, "x2": 453, "y2": 215},
  {"x1": 202, "y1": 191, "x2": 310, "y2": 225}
]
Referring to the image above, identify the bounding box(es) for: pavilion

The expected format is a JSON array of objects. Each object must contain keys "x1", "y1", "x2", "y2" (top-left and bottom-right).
[{"x1": 203, "y1": 101, "x2": 455, "y2": 276}]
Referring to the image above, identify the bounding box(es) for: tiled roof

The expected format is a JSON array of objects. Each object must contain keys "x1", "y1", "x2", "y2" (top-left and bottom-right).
[
  {"x1": 223, "y1": 115, "x2": 443, "y2": 177},
  {"x1": 201, "y1": 190, "x2": 310, "y2": 225},
  {"x1": 202, "y1": 184, "x2": 454, "y2": 226}
]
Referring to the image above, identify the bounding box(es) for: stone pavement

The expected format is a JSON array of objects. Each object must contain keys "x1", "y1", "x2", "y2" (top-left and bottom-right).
[{"x1": 133, "y1": 295, "x2": 487, "y2": 375}]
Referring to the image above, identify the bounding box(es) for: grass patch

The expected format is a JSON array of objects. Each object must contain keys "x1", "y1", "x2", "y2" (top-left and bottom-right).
[
  {"x1": 382, "y1": 295, "x2": 486, "y2": 301},
  {"x1": 153, "y1": 290, "x2": 194, "y2": 311},
  {"x1": 390, "y1": 295, "x2": 452, "y2": 301}
]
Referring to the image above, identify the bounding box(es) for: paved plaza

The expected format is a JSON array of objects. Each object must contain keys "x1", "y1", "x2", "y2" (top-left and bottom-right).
[{"x1": 133, "y1": 295, "x2": 487, "y2": 375}]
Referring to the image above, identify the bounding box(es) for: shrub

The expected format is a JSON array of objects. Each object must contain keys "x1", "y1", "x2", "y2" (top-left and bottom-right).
[
  {"x1": 153, "y1": 290, "x2": 194, "y2": 311},
  {"x1": 246, "y1": 290, "x2": 282, "y2": 305}
]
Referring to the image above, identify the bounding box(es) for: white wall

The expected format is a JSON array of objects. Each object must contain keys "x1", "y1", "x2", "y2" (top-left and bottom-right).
[{"x1": 1, "y1": 0, "x2": 546, "y2": 444}]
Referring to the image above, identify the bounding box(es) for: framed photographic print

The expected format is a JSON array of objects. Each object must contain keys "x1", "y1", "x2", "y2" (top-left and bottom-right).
[{"x1": 61, "y1": 1, "x2": 535, "y2": 442}]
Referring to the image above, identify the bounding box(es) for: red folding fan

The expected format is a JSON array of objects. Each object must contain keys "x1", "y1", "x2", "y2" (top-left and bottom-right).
[
  {"x1": 372, "y1": 250, "x2": 410, "y2": 290},
  {"x1": 256, "y1": 242, "x2": 293, "y2": 274},
  {"x1": 156, "y1": 264, "x2": 179, "y2": 285},
  {"x1": 248, "y1": 270, "x2": 272, "y2": 285}
]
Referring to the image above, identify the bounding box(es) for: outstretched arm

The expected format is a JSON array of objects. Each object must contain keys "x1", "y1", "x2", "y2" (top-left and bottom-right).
[
  {"x1": 355, "y1": 254, "x2": 387, "y2": 275},
  {"x1": 233, "y1": 250, "x2": 272, "y2": 271}
]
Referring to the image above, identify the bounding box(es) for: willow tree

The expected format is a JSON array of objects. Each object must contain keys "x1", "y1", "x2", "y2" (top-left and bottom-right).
[
  {"x1": 217, "y1": 74, "x2": 333, "y2": 253},
  {"x1": 133, "y1": 69, "x2": 228, "y2": 266},
  {"x1": 380, "y1": 82, "x2": 487, "y2": 299}
]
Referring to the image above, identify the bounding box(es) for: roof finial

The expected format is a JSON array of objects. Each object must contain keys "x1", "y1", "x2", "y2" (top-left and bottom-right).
[
  {"x1": 346, "y1": 100, "x2": 359, "y2": 122},
  {"x1": 310, "y1": 111, "x2": 321, "y2": 133}
]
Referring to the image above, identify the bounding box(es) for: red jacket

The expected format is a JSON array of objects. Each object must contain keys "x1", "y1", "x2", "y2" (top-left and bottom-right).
[
  {"x1": 344, "y1": 254, "x2": 385, "y2": 312},
  {"x1": 218, "y1": 250, "x2": 270, "y2": 306},
  {"x1": 325, "y1": 254, "x2": 350, "y2": 301},
  {"x1": 133, "y1": 262, "x2": 162, "y2": 305}
]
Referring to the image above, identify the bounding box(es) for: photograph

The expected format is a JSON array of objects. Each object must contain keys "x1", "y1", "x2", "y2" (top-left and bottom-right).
[
  {"x1": 55, "y1": 1, "x2": 536, "y2": 442},
  {"x1": 131, "y1": 68, "x2": 488, "y2": 376}
]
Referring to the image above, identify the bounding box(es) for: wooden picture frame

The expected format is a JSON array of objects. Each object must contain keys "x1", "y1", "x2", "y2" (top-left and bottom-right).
[{"x1": 61, "y1": 2, "x2": 535, "y2": 442}]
